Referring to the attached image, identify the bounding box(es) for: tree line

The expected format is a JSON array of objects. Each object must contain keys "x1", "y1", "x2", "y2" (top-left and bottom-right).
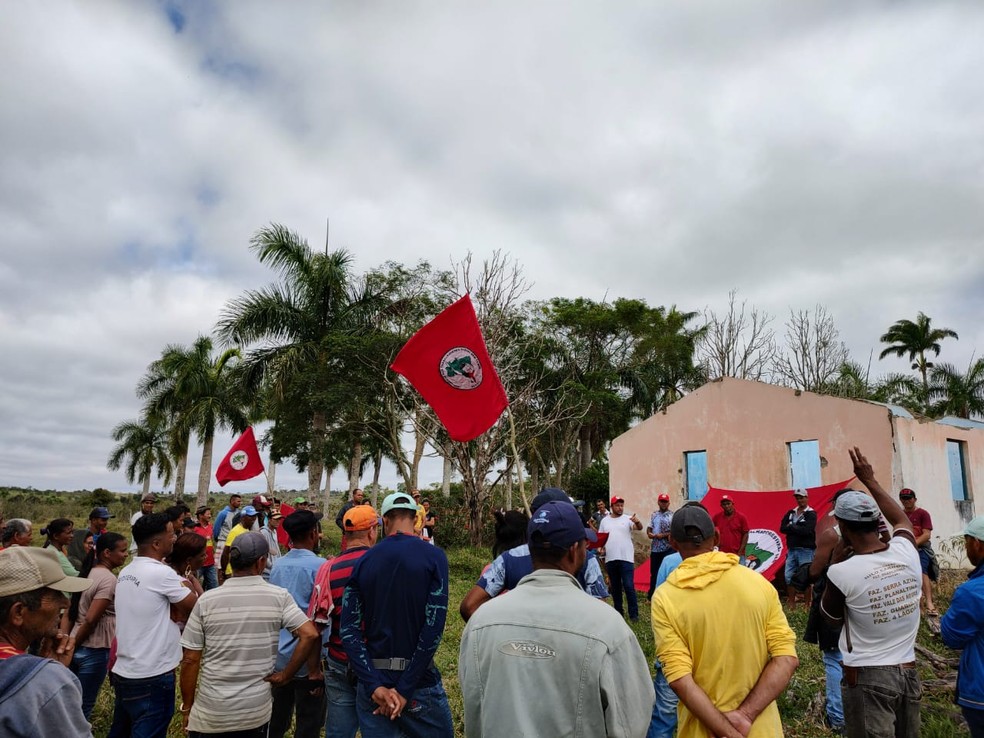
[{"x1": 107, "y1": 224, "x2": 981, "y2": 544}]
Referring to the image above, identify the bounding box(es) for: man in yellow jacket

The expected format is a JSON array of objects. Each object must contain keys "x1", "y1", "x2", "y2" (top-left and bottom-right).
[{"x1": 651, "y1": 506, "x2": 798, "y2": 738}]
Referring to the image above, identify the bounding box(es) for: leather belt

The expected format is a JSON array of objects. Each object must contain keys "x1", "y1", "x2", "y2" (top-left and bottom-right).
[{"x1": 842, "y1": 661, "x2": 916, "y2": 687}]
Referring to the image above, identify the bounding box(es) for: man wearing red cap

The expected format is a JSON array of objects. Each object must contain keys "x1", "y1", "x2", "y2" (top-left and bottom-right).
[
  {"x1": 713, "y1": 496, "x2": 750, "y2": 563},
  {"x1": 599, "y1": 496, "x2": 643, "y2": 621},
  {"x1": 647, "y1": 494, "x2": 674, "y2": 599}
]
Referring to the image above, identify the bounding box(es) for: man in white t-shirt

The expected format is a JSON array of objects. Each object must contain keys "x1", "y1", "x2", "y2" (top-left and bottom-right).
[
  {"x1": 109, "y1": 513, "x2": 197, "y2": 738},
  {"x1": 821, "y1": 447, "x2": 922, "y2": 738},
  {"x1": 598, "y1": 495, "x2": 643, "y2": 621},
  {"x1": 128, "y1": 493, "x2": 157, "y2": 553}
]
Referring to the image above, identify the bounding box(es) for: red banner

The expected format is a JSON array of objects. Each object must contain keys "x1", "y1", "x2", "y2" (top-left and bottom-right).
[
  {"x1": 215, "y1": 427, "x2": 266, "y2": 487},
  {"x1": 391, "y1": 294, "x2": 508, "y2": 442},
  {"x1": 634, "y1": 477, "x2": 854, "y2": 591}
]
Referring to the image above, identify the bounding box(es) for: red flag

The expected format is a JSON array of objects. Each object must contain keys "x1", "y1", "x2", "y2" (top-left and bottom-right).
[
  {"x1": 215, "y1": 427, "x2": 266, "y2": 487},
  {"x1": 391, "y1": 294, "x2": 509, "y2": 442}
]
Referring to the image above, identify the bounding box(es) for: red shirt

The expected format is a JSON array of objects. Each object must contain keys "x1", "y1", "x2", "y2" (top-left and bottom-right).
[
  {"x1": 0, "y1": 643, "x2": 24, "y2": 660},
  {"x1": 713, "y1": 510, "x2": 750, "y2": 555},
  {"x1": 905, "y1": 508, "x2": 933, "y2": 540},
  {"x1": 325, "y1": 545, "x2": 371, "y2": 663},
  {"x1": 194, "y1": 525, "x2": 215, "y2": 567}
]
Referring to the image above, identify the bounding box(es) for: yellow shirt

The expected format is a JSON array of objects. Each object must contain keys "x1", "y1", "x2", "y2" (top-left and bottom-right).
[
  {"x1": 223, "y1": 524, "x2": 249, "y2": 575},
  {"x1": 414, "y1": 505, "x2": 425, "y2": 536},
  {"x1": 652, "y1": 551, "x2": 797, "y2": 738}
]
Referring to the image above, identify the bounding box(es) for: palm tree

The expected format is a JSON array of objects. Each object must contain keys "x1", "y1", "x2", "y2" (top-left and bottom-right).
[
  {"x1": 928, "y1": 359, "x2": 984, "y2": 419},
  {"x1": 107, "y1": 415, "x2": 173, "y2": 497},
  {"x1": 141, "y1": 336, "x2": 249, "y2": 508},
  {"x1": 215, "y1": 224, "x2": 388, "y2": 498},
  {"x1": 879, "y1": 312, "x2": 959, "y2": 397}
]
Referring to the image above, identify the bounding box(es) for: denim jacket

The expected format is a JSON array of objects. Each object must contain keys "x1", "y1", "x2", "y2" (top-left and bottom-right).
[{"x1": 459, "y1": 569, "x2": 654, "y2": 737}]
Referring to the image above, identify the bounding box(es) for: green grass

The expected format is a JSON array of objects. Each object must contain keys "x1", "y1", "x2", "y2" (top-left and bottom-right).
[{"x1": 1, "y1": 490, "x2": 971, "y2": 736}]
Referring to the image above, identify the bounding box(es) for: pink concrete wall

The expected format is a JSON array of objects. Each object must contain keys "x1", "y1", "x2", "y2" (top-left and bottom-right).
[
  {"x1": 610, "y1": 378, "x2": 897, "y2": 515},
  {"x1": 893, "y1": 417, "x2": 982, "y2": 547}
]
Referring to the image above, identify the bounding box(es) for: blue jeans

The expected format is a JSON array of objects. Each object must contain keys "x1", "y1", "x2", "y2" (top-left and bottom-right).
[
  {"x1": 324, "y1": 657, "x2": 359, "y2": 738},
  {"x1": 71, "y1": 646, "x2": 110, "y2": 720},
  {"x1": 785, "y1": 547, "x2": 815, "y2": 583},
  {"x1": 606, "y1": 560, "x2": 639, "y2": 619},
  {"x1": 199, "y1": 565, "x2": 219, "y2": 591},
  {"x1": 646, "y1": 663, "x2": 678, "y2": 738},
  {"x1": 822, "y1": 649, "x2": 845, "y2": 729},
  {"x1": 355, "y1": 676, "x2": 453, "y2": 738},
  {"x1": 108, "y1": 670, "x2": 176, "y2": 738}
]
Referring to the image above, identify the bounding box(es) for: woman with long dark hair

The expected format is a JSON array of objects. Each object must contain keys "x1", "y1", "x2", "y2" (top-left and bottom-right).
[
  {"x1": 69, "y1": 531, "x2": 128, "y2": 719},
  {"x1": 165, "y1": 532, "x2": 207, "y2": 599},
  {"x1": 41, "y1": 517, "x2": 78, "y2": 576}
]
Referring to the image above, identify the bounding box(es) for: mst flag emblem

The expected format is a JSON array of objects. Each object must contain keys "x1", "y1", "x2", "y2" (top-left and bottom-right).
[
  {"x1": 441, "y1": 347, "x2": 483, "y2": 390},
  {"x1": 391, "y1": 294, "x2": 508, "y2": 442},
  {"x1": 215, "y1": 427, "x2": 265, "y2": 487}
]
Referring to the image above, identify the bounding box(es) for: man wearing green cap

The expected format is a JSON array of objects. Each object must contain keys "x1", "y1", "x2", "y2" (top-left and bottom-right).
[
  {"x1": 341, "y1": 492, "x2": 453, "y2": 737},
  {"x1": 941, "y1": 517, "x2": 984, "y2": 736}
]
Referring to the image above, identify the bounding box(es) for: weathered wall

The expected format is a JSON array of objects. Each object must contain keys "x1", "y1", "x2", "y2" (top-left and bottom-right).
[
  {"x1": 610, "y1": 378, "x2": 896, "y2": 515},
  {"x1": 893, "y1": 416, "x2": 981, "y2": 555}
]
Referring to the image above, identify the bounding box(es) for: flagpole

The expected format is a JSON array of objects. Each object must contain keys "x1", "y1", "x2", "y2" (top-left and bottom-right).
[{"x1": 506, "y1": 408, "x2": 529, "y2": 515}]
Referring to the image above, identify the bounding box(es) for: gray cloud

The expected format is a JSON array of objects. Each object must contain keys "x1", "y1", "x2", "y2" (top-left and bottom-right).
[{"x1": 2, "y1": 1, "x2": 982, "y2": 492}]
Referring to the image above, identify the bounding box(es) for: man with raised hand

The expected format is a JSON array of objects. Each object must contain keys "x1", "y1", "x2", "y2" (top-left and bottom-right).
[
  {"x1": 821, "y1": 448, "x2": 923, "y2": 738},
  {"x1": 460, "y1": 500, "x2": 653, "y2": 738},
  {"x1": 341, "y1": 492, "x2": 453, "y2": 738},
  {"x1": 652, "y1": 505, "x2": 797, "y2": 737},
  {"x1": 598, "y1": 495, "x2": 643, "y2": 621}
]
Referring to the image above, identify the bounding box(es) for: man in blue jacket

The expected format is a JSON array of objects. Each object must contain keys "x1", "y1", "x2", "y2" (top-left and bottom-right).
[{"x1": 941, "y1": 516, "x2": 984, "y2": 737}]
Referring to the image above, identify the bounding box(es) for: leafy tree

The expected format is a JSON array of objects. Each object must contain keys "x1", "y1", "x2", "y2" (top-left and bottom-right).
[
  {"x1": 140, "y1": 336, "x2": 248, "y2": 508},
  {"x1": 879, "y1": 312, "x2": 959, "y2": 398},
  {"x1": 107, "y1": 414, "x2": 173, "y2": 497},
  {"x1": 928, "y1": 359, "x2": 984, "y2": 419},
  {"x1": 216, "y1": 224, "x2": 389, "y2": 498}
]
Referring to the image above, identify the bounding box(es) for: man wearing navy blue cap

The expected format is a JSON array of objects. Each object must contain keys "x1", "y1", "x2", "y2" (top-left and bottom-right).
[
  {"x1": 68, "y1": 506, "x2": 115, "y2": 569},
  {"x1": 460, "y1": 500, "x2": 653, "y2": 737},
  {"x1": 458, "y1": 488, "x2": 609, "y2": 622}
]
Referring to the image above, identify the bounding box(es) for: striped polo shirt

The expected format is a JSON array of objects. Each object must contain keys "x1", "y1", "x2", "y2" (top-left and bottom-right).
[
  {"x1": 326, "y1": 545, "x2": 371, "y2": 662},
  {"x1": 180, "y1": 575, "x2": 310, "y2": 734}
]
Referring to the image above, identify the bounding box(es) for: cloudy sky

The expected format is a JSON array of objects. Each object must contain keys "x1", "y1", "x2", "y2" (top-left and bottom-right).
[{"x1": 2, "y1": 1, "x2": 982, "y2": 495}]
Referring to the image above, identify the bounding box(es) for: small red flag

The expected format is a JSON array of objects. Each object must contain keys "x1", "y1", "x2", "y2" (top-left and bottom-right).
[
  {"x1": 215, "y1": 427, "x2": 266, "y2": 487},
  {"x1": 391, "y1": 294, "x2": 509, "y2": 442}
]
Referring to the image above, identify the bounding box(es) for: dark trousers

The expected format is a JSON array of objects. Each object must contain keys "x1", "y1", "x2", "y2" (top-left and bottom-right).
[
  {"x1": 647, "y1": 550, "x2": 673, "y2": 598},
  {"x1": 269, "y1": 678, "x2": 326, "y2": 738},
  {"x1": 606, "y1": 559, "x2": 639, "y2": 620},
  {"x1": 842, "y1": 664, "x2": 920, "y2": 738},
  {"x1": 963, "y1": 706, "x2": 984, "y2": 738}
]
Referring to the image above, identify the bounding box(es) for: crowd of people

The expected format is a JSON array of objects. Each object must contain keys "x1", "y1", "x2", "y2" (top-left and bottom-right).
[{"x1": 1, "y1": 450, "x2": 983, "y2": 738}]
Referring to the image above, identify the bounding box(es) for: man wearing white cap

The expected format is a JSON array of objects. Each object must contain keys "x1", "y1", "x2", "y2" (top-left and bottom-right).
[
  {"x1": 941, "y1": 516, "x2": 984, "y2": 736},
  {"x1": 821, "y1": 448, "x2": 922, "y2": 738},
  {"x1": 0, "y1": 546, "x2": 93, "y2": 737}
]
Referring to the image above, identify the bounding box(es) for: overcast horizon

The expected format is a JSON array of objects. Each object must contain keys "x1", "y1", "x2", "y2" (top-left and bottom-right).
[{"x1": 2, "y1": 1, "x2": 983, "y2": 495}]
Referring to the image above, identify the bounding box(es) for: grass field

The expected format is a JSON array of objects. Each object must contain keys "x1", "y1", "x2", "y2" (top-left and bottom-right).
[{"x1": 1, "y1": 489, "x2": 971, "y2": 737}]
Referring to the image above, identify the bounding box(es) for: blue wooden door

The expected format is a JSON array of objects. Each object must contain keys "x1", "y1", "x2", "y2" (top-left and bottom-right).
[
  {"x1": 686, "y1": 451, "x2": 708, "y2": 500},
  {"x1": 789, "y1": 440, "x2": 821, "y2": 489},
  {"x1": 947, "y1": 440, "x2": 969, "y2": 501}
]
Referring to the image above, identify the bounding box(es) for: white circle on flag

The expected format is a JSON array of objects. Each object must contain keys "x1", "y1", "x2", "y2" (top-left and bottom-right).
[
  {"x1": 230, "y1": 450, "x2": 249, "y2": 471},
  {"x1": 743, "y1": 529, "x2": 784, "y2": 572},
  {"x1": 440, "y1": 347, "x2": 483, "y2": 390}
]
